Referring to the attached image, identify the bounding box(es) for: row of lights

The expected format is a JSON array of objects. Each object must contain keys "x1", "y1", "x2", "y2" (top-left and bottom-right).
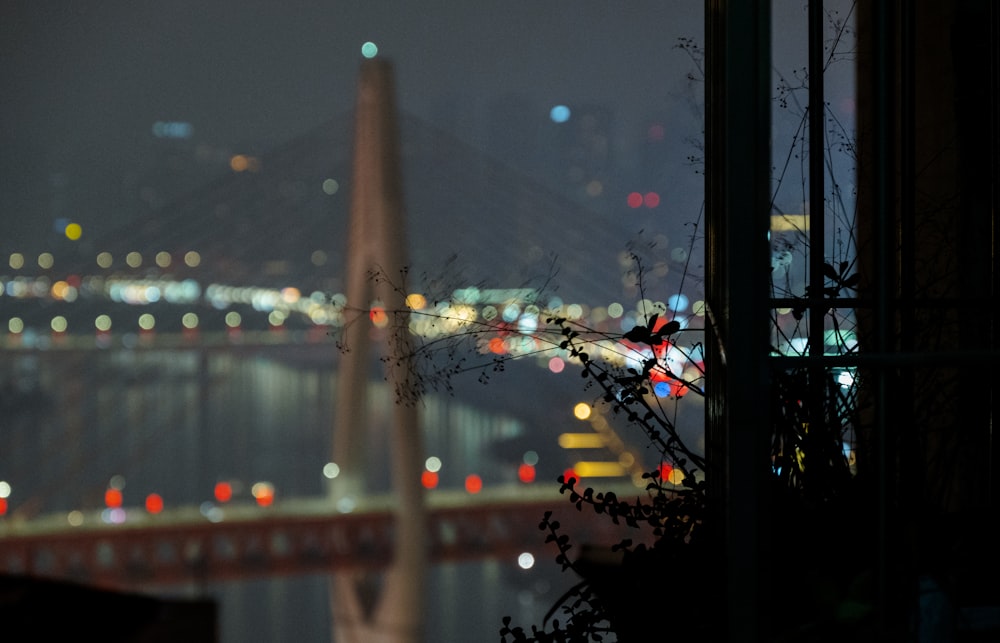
[
  {"x1": 7, "y1": 251, "x2": 203, "y2": 271},
  {"x1": 2, "y1": 401, "x2": 676, "y2": 522},
  {"x1": 3, "y1": 471, "x2": 549, "y2": 570},
  {"x1": 7, "y1": 312, "x2": 236, "y2": 335}
]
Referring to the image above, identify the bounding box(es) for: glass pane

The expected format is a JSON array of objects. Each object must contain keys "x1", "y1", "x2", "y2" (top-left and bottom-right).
[{"x1": 770, "y1": 0, "x2": 860, "y2": 496}]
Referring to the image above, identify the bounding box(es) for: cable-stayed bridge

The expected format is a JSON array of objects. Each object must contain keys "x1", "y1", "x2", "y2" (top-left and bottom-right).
[{"x1": 0, "y1": 59, "x2": 701, "y2": 641}]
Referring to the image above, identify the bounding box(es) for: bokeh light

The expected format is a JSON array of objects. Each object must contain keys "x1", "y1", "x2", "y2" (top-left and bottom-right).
[
  {"x1": 252, "y1": 482, "x2": 275, "y2": 507},
  {"x1": 421, "y1": 470, "x2": 439, "y2": 489},
  {"x1": 549, "y1": 105, "x2": 571, "y2": 123},
  {"x1": 517, "y1": 463, "x2": 536, "y2": 483},
  {"x1": 104, "y1": 488, "x2": 123, "y2": 508},
  {"x1": 145, "y1": 493, "x2": 164, "y2": 514},
  {"x1": 464, "y1": 474, "x2": 483, "y2": 494},
  {"x1": 214, "y1": 481, "x2": 233, "y2": 503},
  {"x1": 361, "y1": 41, "x2": 379, "y2": 58}
]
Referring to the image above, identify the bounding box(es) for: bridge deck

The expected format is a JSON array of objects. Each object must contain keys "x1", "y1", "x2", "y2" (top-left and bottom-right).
[{"x1": 1, "y1": 483, "x2": 652, "y2": 590}]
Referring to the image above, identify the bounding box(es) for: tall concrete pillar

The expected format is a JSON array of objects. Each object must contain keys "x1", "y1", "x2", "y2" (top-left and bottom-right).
[{"x1": 329, "y1": 58, "x2": 427, "y2": 643}]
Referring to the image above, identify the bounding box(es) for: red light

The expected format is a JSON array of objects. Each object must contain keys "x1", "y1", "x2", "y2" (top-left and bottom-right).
[
  {"x1": 104, "y1": 488, "x2": 123, "y2": 508},
  {"x1": 421, "y1": 470, "x2": 439, "y2": 489},
  {"x1": 145, "y1": 493, "x2": 164, "y2": 514},
  {"x1": 488, "y1": 337, "x2": 506, "y2": 354},
  {"x1": 643, "y1": 192, "x2": 660, "y2": 208},
  {"x1": 0, "y1": 498, "x2": 7, "y2": 515},
  {"x1": 252, "y1": 482, "x2": 275, "y2": 507},
  {"x1": 465, "y1": 474, "x2": 483, "y2": 494},
  {"x1": 658, "y1": 462, "x2": 674, "y2": 481},
  {"x1": 517, "y1": 463, "x2": 536, "y2": 484},
  {"x1": 562, "y1": 468, "x2": 578, "y2": 485},
  {"x1": 369, "y1": 307, "x2": 388, "y2": 326},
  {"x1": 214, "y1": 481, "x2": 233, "y2": 503},
  {"x1": 626, "y1": 192, "x2": 643, "y2": 208}
]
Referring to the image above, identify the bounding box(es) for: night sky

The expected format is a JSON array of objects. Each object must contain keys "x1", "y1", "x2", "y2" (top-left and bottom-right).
[{"x1": 1, "y1": 1, "x2": 704, "y2": 250}]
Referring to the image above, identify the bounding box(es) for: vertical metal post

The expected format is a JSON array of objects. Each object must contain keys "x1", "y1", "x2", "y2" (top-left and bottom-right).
[
  {"x1": 705, "y1": 1, "x2": 772, "y2": 640},
  {"x1": 991, "y1": 1, "x2": 1000, "y2": 510},
  {"x1": 807, "y1": 0, "x2": 829, "y2": 492},
  {"x1": 808, "y1": 0, "x2": 826, "y2": 359},
  {"x1": 869, "y1": 2, "x2": 899, "y2": 637}
]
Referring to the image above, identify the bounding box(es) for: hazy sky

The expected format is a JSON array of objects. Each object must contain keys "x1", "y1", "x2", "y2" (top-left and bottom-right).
[{"x1": 1, "y1": 1, "x2": 704, "y2": 248}]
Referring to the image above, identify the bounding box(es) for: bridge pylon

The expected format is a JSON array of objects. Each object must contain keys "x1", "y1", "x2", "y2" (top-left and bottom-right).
[{"x1": 328, "y1": 58, "x2": 427, "y2": 643}]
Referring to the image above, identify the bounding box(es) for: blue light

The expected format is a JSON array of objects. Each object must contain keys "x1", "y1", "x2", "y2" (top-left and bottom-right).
[
  {"x1": 549, "y1": 105, "x2": 571, "y2": 123},
  {"x1": 667, "y1": 293, "x2": 689, "y2": 312},
  {"x1": 654, "y1": 382, "x2": 671, "y2": 398},
  {"x1": 152, "y1": 121, "x2": 193, "y2": 139}
]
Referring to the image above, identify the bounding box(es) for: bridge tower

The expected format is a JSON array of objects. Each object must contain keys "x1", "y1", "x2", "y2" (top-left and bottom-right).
[{"x1": 328, "y1": 59, "x2": 427, "y2": 643}]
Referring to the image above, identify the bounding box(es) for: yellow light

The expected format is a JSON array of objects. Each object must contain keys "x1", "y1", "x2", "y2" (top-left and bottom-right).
[
  {"x1": 51, "y1": 281, "x2": 70, "y2": 300},
  {"x1": 155, "y1": 251, "x2": 171, "y2": 268},
  {"x1": 9, "y1": 253, "x2": 24, "y2": 269},
  {"x1": 126, "y1": 252, "x2": 142, "y2": 268},
  {"x1": 667, "y1": 468, "x2": 686, "y2": 485},
  {"x1": 771, "y1": 214, "x2": 809, "y2": 232},
  {"x1": 225, "y1": 311, "x2": 242, "y2": 328},
  {"x1": 184, "y1": 251, "x2": 201, "y2": 267},
  {"x1": 405, "y1": 293, "x2": 427, "y2": 310},
  {"x1": 97, "y1": 252, "x2": 113, "y2": 268},
  {"x1": 138, "y1": 314, "x2": 155, "y2": 330},
  {"x1": 95, "y1": 315, "x2": 112, "y2": 332},
  {"x1": 50, "y1": 316, "x2": 68, "y2": 333},
  {"x1": 182, "y1": 313, "x2": 199, "y2": 329},
  {"x1": 573, "y1": 461, "x2": 627, "y2": 478},
  {"x1": 281, "y1": 287, "x2": 301, "y2": 304},
  {"x1": 8, "y1": 318, "x2": 24, "y2": 333},
  {"x1": 559, "y1": 433, "x2": 605, "y2": 449},
  {"x1": 38, "y1": 252, "x2": 54, "y2": 269},
  {"x1": 64, "y1": 223, "x2": 82, "y2": 240},
  {"x1": 573, "y1": 402, "x2": 592, "y2": 421},
  {"x1": 230, "y1": 154, "x2": 248, "y2": 172}
]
